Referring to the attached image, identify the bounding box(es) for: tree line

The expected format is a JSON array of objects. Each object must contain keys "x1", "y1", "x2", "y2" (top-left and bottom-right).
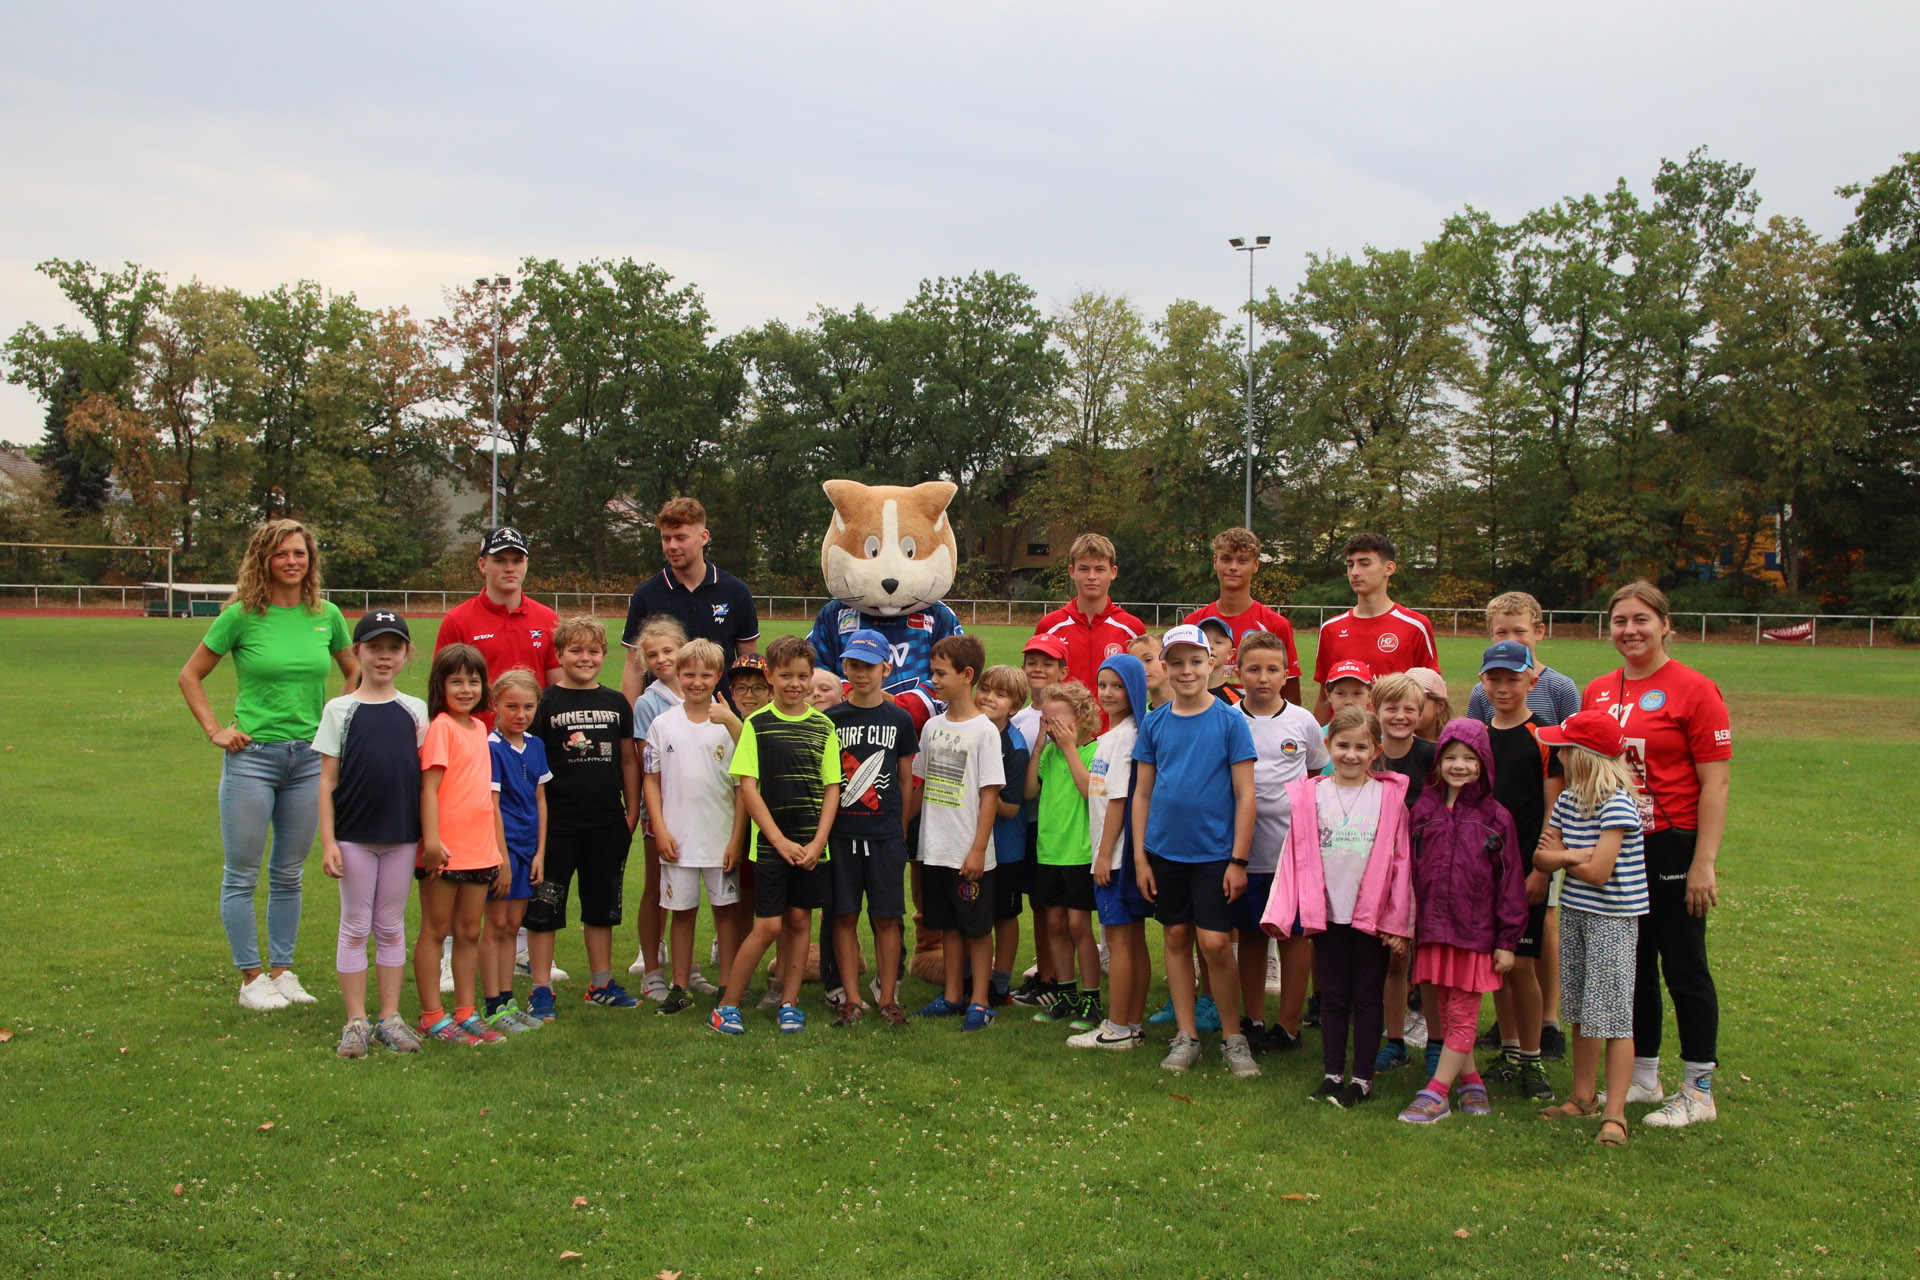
[{"x1": 5, "y1": 147, "x2": 1918, "y2": 616}]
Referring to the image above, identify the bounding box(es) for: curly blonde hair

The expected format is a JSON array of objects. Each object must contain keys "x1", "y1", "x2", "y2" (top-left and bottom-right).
[
  {"x1": 1039, "y1": 679, "x2": 1101, "y2": 741},
  {"x1": 230, "y1": 519, "x2": 322, "y2": 615}
]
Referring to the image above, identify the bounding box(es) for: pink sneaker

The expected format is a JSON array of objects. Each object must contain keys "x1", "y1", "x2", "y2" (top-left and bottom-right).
[
  {"x1": 456, "y1": 1014, "x2": 506, "y2": 1044},
  {"x1": 419, "y1": 1013, "x2": 480, "y2": 1045}
]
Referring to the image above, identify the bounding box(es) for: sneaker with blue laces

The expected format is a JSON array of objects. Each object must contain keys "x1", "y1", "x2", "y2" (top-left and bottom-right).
[
  {"x1": 1194, "y1": 995, "x2": 1222, "y2": 1035},
  {"x1": 962, "y1": 1003, "x2": 995, "y2": 1032},
  {"x1": 1375, "y1": 1040, "x2": 1412, "y2": 1073},
  {"x1": 585, "y1": 980, "x2": 640, "y2": 1008},
  {"x1": 914, "y1": 995, "x2": 965, "y2": 1018},
  {"x1": 527, "y1": 985, "x2": 557, "y2": 1022},
  {"x1": 777, "y1": 1003, "x2": 807, "y2": 1034},
  {"x1": 709, "y1": 1004, "x2": 745, "y2": 1035}
]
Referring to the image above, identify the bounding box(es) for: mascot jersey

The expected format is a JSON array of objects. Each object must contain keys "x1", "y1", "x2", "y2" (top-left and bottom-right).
[{"x1": 807, "y1": 602, "x2": 963, "y2": 730}]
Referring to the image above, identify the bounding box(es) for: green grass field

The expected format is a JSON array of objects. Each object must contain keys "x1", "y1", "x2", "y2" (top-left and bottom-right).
[{"x1": 3, "y1": 616, "x2": 1917, "y2": 1279}]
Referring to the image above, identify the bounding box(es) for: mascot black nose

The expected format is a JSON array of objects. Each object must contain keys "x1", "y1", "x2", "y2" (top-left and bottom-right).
[{"x1": 881, "y1": 578, "x2": 899, "y2": 595}]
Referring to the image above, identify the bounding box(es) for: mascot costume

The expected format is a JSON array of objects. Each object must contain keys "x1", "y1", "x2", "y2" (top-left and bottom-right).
[
  {"x1": 807, "y1": 479, "x2": 966, "y2": 733},
  {"x1": 807, "y1": 479, "x2": 967, "y2": 983}
]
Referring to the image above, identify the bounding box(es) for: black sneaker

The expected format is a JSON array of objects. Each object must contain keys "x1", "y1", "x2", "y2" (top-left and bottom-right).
[
  {"x1": 1519, "y1": 1058, "x2": 1555, "y2": 1101},
  {"x1": 1540, "y1": 1024, "x2": 1567, "y2": 1061},
  {"x1": 988, "y1": 985, "x2": 1011, "y2": 1008},
  {"x1": 656, "y1": 985, "x2": 695, "y2": 1015},
  {"x1": 1068, "y1": 993, "x2": 1103, "y2": 1032},
  {"x1": 1303, "y1": 993, "x2": 1321, "y2": 1028},
  {"x1": 1044, "y1": 988, "x2": 1080, "y2": 1022},
  {"x1": 1309, "y1": 1077, "x2": 1343, "y2": 1102},
  {"x1": 1476, "y1": 1021, "x2": 1503, "y2": 1049},
  {"x1": 1240, "y1": 1017, "x2": 1268, "y2": 1055},
  {"x1": 1008, "y1": 975, "x2": 1050, "y2": 1006},
  {"x1": 1331, "y1": 1079, "x2": 1373, "y2": 1109},
  {"x1": 1266, "y1": 1024, "x2": 1303, "y2": 1053},
  {"x1": 1486, "y1": 1053, "x2": 1522, "y2": 1085}
]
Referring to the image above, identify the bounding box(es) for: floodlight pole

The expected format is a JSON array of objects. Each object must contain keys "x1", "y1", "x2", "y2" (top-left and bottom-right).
[
  {"x1": 1229, "y1": 237, "x2": 1269, "y2": 530},
  {"x1": 478, "y1": 275, "x2": 510, "y2": 528}
]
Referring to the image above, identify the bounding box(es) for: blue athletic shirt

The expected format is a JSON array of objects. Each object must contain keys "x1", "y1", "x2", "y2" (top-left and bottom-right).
[
  {"x1": 806, "y1": 600, "x2": 964, "y2": 720},
  {"x1": 1130, "y1": 699, "x2": 1257, "y2": 863},
  {"x1": 490, "y1": 731, "x2": 552, "y2": 861}
]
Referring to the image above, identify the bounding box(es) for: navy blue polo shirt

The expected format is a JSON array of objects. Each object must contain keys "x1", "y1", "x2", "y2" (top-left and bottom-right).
[{"x1": 622, "y1": 562, "x2": 760, "y2": 658}]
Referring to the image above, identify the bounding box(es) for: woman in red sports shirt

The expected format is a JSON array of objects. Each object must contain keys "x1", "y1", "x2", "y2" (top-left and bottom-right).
[{"x1": 1580, "y1": 580, "x2": 1731, "y2": 1130}]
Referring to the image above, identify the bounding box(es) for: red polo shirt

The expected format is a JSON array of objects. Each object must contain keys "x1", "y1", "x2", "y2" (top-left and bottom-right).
[
  {"x1": 1313, "y1": 604, "x2": 1440, "y2": 683},
  {"x1": 1183, "y1": 600, "x2": 1301, "y2": 679},
  {"x1": 437, "y1": 592, "x2": 561, "y2": 727},
  {"x1": 1034, "y1": 598, "x2": 1148, "y2": 694}
]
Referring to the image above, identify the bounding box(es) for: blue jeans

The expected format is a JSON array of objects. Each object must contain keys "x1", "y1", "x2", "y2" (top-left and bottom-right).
[{"x1": 218, "y1": 740, "x2": 320, "y2": 970}]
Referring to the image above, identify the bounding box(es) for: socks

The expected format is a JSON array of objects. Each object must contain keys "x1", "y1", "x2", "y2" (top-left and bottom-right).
[
  {"x1": 1354, "y1": 1077, "x2": 1372, "y2": 1096},
  {"x1": 418, "y1": 1008, "x2": 444, "y2": 1029},
  {"x1": 1427, "y1": 1079, "x2": 1452, "y2": 1099},
  {"x1": 1128, "y1": 1023, "x2": 1142, "y2": 1035},
  {"x1": 590, "y1": 971, "x2": 612, "y2": 990},
  {"x1": 1458, "y1": 1070, "x2": 1482, "y2": 1087},
  {"x1": 1387, "y1": 1036, "x2": 1406, "y2": 1051},
  {"x1": 1633, "y1": 1055, "x2": 1662, "y2": 1090},
  {"x1": 1081, "y1": 985, "x2": 1101, "y2": 1003},
  {"x1": 453, "y1": 1004, "x2": 475, "y2": 1023},
  {"x1": 991, "y1": 969, "x2": 1011, "y2": 996},
  {"x1": 1682, "y1": 1060, "x2": 1715, "y2": 1093},
  {"x1": 1543, "y1": 1017, "x2": 1560, "y2": 1030},
  {"x1": 484, "y1": 994, "x2": 504, "y2": 1017},
  {"x1": 1518, "y1": 1048, "x2": 1541, "y2": 1066}
]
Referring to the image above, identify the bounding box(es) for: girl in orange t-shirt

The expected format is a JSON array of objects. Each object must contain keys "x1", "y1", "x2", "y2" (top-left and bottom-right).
[{"x1": 414, "y1": 644, "x2": 506, "y2": 1045}]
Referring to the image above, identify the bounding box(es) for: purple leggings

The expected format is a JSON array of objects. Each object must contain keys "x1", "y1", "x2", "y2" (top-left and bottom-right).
[
  {"x1": 1313, "y1": 923, "x2": 1390, "y2": 1082},
  {"x1": 336, "y1": 841, "x2": 416, "y2": 973}
]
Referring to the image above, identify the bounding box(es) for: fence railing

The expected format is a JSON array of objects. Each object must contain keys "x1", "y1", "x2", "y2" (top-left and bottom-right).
[{"x1": 3, "y1": 583, "x2": 1918, "y2": 648}]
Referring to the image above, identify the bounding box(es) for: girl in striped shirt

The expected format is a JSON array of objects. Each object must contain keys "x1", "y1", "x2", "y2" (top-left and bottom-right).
[{"x1": 1532, "y1": 711, "x2": 1646, "y2": 1146}]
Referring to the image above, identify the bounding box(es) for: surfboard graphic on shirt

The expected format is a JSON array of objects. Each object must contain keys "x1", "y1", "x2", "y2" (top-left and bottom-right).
[{"x1": 842, "y1": 749, "x2": 887, "y2": 812}]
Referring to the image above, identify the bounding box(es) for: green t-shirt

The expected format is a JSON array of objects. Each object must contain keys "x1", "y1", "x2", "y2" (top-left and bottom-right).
[
  {"x1": 201, "y1": 601, "x2": 351, "y2": 742},
  {"x1": 729, "y1": 702, "x2": 844, "y2": 860},
  {"x1": 1035, "y1": 740, "x2": 1097, "y2": 866}
]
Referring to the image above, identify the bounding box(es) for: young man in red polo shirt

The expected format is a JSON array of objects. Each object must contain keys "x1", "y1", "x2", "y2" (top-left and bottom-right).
[
  {"x1": 1313, "y1": 533, "x2": 1439, "y2": 724},
  {"x1": 433, "y1": 525, "x2": 566, "y2": 987},
  {"x1": 1184, "y1": 527, "x2": 1301, "y2": 707},
  {"x1": 1033, "y1": 534, "x2": 1145, "y2": 696},
  {"x1": 436, "y1": 526, "x2": 562, "y2": 722}
]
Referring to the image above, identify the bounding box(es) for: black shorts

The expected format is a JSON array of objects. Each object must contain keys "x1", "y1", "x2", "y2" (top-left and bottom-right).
[
  {"x1": 1149, "y1": 853, "x2": 1233, "y2": 934},
  {"x1": 992, "y1": 860, "x2": 1025, "y2": 922},
  {"x1": 754, "y1": 856, "x2": 833, "y2": 919},
  {"x1": 415, "y1": 864, "x2": 500, "y2": 886},
  {"x1": 830, "y1": 835, "x2": 910, "y2": 919},
  {"x1": 525, "y1": 823, "x2": 631, "y2": 931},
  {"x1": 1515, "y1": 901, "x2": 1550, "y2": 959},
  {"x1": 1031, "y1": 862, "x2": 1096, "y2": 912},
  {"x1": 921, "y1": 864, "x2": 996, "y2": 939}
]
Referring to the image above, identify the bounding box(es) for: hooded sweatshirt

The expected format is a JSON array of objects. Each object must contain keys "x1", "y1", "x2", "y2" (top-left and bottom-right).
[
  {"x1": 1407, "y1": 718, "x2": 1528, "y2": 955},
  {"x1": 1088, "y1": 654, "x2": 1150, "y2": 870},
  {"x1": 1261, "y1": 768, "x2": 1413, "y2": 941}
]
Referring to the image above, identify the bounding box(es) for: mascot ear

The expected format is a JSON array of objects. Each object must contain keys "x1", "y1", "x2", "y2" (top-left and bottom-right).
[
  {"x1": 907, "y1": 481, "x2": 958, "y2": 525},
  {"x1": 822, "y1": 479, "x2": 862, "y2": 534}
]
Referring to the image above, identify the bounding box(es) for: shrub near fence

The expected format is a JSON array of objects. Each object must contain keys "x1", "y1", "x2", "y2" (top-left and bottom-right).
[{"x1": 3, "y1": 585, "x2": 1918, "y2": 647}]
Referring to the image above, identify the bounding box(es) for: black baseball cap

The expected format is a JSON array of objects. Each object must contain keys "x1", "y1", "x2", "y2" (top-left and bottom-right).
[
  {"x1": 480, "y1": 526, "x2": 529, "y2": 557},
  {"x1": 353, "y1": 610, "x2": 411, "y2": 644}
]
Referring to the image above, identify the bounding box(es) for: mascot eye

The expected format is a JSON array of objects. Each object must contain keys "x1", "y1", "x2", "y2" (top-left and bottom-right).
[
  {"x1": 864, "y1": 536, "x2": 881, "y2": 559},
  {"x1": 901, "y1": 537, "x2": 917, "y2": 559}
]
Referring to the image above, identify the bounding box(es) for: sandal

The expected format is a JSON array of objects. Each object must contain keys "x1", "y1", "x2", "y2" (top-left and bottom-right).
[
  {"x1": 1539, "y1": 1096, "x2": 1602, "y2": 1120},
  {"x1": 1595, "y1": 1116, "x2": 1630, "y2": 1147}
]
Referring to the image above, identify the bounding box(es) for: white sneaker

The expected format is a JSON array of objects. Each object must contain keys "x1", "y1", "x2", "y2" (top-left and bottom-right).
[
  {"x1": 687, "y1": 964, "x2": 719, "y2": 996},
  {"x1": 550, "y1": 962, "x2": 569, "y2": 983},
  {"x1": 1404, "y1": 1010, "x2": 1430, "y2": 1050},
  {"x1": 238, "y1": 973, "x2": 290, "y2": 1011},
  {"x1": 513, "y1": 953, "x2": 569, "y2": 982},
  {"x1": 640, "y1": 970, "x2": 670, "y2": 1002},
  {"x1": 1160, "y1": 1031, "x2": 1203, "y2": 1073},
  {"x1": 1068, "y1": 1020, "x2": 1141, "y2": 1051},
  {"x1": 1626, "y1": 1082, "x2": 1667, "y2": 1106},
  {"x1": 438, "y1": 954, "x2": 454, "y2": 994},
  {"x1": 627, "y1": 950, "x2": 649, "y2": 975},
  {"x1": 269, "y1": 970, "x2": 317, "y2": 1005},
  {"x1": 1642, "y1": 1084, "x2": 1716, "y2": 1128}
]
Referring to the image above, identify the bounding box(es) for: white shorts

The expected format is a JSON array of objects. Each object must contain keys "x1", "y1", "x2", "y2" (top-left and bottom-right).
[{"x1": 661, "y1": 863, "x2": 740, "y2": 910}]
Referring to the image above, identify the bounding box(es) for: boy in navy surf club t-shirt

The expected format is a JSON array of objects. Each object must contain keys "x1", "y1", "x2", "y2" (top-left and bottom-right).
[
  {"x1": 820, "y1": 629, "x2": 919, "y2": 1025},
  {"x1": 1130, "y1": 624, "x2": 1261, "y2": 1079}
]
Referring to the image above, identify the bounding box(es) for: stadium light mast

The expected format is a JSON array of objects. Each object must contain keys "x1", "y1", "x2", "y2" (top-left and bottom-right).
[
  {"x1": 1228, "y1": 236, "x2": 1270, "y2": 530},
  {"x1": 476, "y1": 275, "x2": 511, "y2": 528}
]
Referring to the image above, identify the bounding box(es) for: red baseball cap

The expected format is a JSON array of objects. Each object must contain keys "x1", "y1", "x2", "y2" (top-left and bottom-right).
[
  {"x1": 1324, "y1": 659, "x2": 1374, "y2": 686},
  {"x1": 1023, "y1": 634, "x2": 1070, "y2": 663},
  {"x1": 1536, "y1": 710, "x2": 1625, "y2": 758}
]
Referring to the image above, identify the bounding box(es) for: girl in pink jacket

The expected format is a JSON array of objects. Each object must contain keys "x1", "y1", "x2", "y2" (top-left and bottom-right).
[{"x1": 1262, "y1": 707, "x2": 1413, "y2": 1109}]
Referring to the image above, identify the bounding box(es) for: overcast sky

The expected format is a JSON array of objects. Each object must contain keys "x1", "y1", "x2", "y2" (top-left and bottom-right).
[{"x1": 3, "y1": 2, "x2": 1914, "y2": 445}]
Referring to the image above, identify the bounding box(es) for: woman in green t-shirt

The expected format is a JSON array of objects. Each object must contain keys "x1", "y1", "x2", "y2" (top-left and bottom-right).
[{"x1": 179, "y1": 521, "x2": 358, "y2": 1012}]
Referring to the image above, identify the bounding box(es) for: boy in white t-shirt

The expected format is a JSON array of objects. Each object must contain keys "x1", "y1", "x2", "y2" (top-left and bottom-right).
[
  {"x1": 907, "y1": 636, "x2": 1006, "y2": 1032},
  {"x1": 1070, "y1": 652, "x2": 1153, "y2": 1050},
  {"x1": 1232, "y1": 630, "x2": 1329, "y2": 1052},
  {"x1": 642, "y1": 640, "x2": 748, "y2": 1015}
]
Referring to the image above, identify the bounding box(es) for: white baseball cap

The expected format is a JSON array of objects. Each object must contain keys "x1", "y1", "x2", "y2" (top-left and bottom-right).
[{"x1": 1160, "y1": 624, "x2": 1210, "y2": 656}]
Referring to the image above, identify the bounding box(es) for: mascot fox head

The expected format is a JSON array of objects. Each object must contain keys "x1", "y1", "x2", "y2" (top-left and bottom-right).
[{"x1": 820, "y1": 479, "x2": 959, "y2": 617}]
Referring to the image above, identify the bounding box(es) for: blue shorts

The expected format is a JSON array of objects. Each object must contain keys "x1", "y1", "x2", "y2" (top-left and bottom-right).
[
  {"x1": 1094, "y1": 853, "x2": 1150, "y2": 927},
  {"x1": 505, "y1": 846, "x2": 537, "y2": 900},
  {"x1": 1228, "y1": 871, "x2": 1275, "y2": 934}
]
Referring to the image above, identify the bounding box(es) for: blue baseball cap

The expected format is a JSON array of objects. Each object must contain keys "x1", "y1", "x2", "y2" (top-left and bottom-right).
[
  {"x1": 1480, "y1": 640, "x2": 1535, "y2": 674},
  {"x1": 841, "y1": 629, "x2": 892, "y2": 668}
]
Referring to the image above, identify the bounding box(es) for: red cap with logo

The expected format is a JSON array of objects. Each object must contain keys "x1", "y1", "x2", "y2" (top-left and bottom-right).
[
  {"x1": 1536, "y1": 709, "x2": 1625, "y2": 758},
  {"x1": 1324, "y1": 659, "x2": 1374, "y2": 686},
  {"x1": 1022, "y1": 634, "x2": 1070, "y2": 663}
]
